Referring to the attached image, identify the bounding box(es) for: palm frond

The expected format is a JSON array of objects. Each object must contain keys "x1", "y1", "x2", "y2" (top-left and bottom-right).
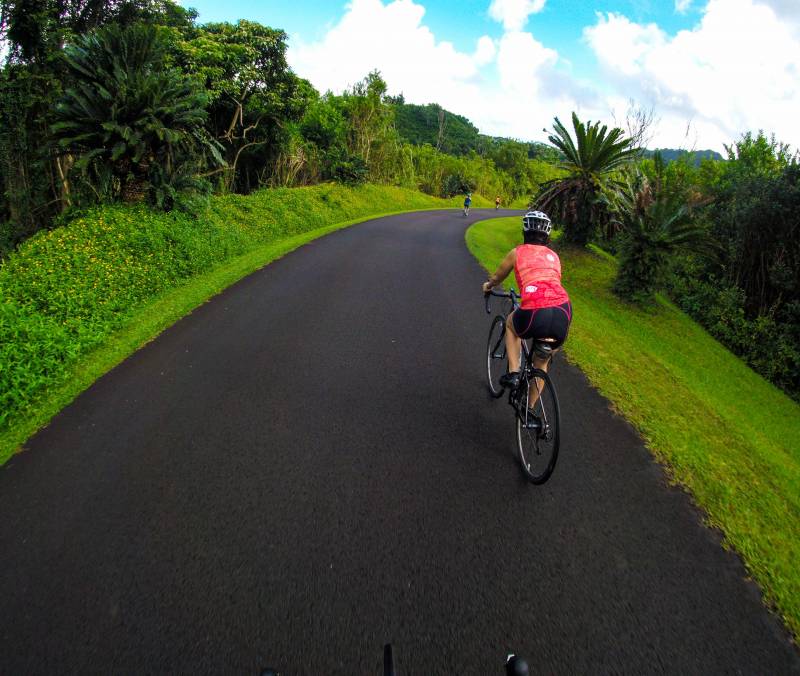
[{"x1": 52, "y1": 23, "x2": 217, "y2": 205}]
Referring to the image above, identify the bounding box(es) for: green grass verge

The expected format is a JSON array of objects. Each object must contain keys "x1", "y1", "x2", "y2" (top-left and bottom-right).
[
  {"x1": 0, "y1": 183, "x2": 488, "y2": 464},
  {"x1": 508, "y1": 196, "x2": 531, "y2": 209},
  {"x1": 466, "y1": 216, "x2": 800, "y2": 639}
]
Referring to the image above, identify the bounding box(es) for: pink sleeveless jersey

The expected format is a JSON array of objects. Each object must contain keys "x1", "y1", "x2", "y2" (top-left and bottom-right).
[{"x1": 514, "y1": 245, "x2": 570, "y2": 310}]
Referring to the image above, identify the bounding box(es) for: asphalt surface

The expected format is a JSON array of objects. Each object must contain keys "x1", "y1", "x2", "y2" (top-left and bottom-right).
[{"x1": 1, "y1": 208, "x2": 797, "y2": 674}]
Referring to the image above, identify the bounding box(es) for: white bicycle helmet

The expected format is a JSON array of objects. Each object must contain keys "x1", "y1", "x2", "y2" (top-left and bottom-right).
[{"x1": 522, "y1": 210, "x2": 552, "y2": 235}]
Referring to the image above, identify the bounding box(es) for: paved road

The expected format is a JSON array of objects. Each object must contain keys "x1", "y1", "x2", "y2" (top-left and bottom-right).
[{"x1": 1, "y1": 209, "x2": 797, "y2": 674}]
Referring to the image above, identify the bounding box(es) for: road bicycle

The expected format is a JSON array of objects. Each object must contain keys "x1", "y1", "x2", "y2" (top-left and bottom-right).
[{"x1": 485, "y1": 289, "x2": 561, "y2": 484}]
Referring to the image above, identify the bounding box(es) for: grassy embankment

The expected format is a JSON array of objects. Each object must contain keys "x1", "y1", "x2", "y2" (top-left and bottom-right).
[
  {"x1": 467, "y1": 216, "x2": 800, "y2": 639},
  {"x1": 0, "y1": 184, "x2": 490, "y2": 464}
]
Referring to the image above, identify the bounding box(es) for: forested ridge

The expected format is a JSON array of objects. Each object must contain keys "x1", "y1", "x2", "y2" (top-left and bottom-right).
[
  {"x1": 642, "y1": 148, "x2": 723, "y2": 164},
  {"x1": 0, "y1": 0, "x2": 797, "y2": 399}
]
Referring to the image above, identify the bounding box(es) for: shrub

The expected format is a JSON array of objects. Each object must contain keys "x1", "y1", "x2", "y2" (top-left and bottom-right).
[
  {"x1": 670, "y1": 276, "x2": 800, "y2": 399},
  {"x1": 52, "y1": 24, "x2": 222, "y2": 204}
]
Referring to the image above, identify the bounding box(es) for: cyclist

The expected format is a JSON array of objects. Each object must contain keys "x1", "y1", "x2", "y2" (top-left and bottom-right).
[
  {"x1": 481, "y1": 211, "x2": 571, "y2": 390},
  {"x1": 463, "y1": 193, "x2": 472, "y2": 215},
  {"x1": 495, "y1": 195, "x2": 501, "y2": 210}
]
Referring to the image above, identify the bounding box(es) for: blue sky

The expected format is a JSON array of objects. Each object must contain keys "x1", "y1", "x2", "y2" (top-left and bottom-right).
[
  {"x1": 184, "y1": 1, "x2": 701, "y2": 45},
  {"x1": 185, "y1": 0, "x2": 701, "y2": 78},
  {"x1": 179, "y1": 0, "x2": 800, "y2": 150}
]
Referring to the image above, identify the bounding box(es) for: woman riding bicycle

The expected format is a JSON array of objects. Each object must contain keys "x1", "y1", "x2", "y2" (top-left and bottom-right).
[{"x1": 481, "y1": 211, "x2": 572, "y2": 389}]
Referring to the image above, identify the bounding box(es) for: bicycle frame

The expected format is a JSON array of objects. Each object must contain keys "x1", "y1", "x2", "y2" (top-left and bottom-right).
[{"x1": 484, "y1": 289, "x2": 554, "y2": 419}]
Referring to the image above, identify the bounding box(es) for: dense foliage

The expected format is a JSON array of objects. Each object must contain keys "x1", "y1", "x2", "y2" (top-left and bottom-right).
[
  {"x1": 169, "y1": 19, "x2": 309, "y2": 193},
  {"x1": 0, "y1": 0, "x2": 199, "y2": 250},
  {"x1": 605, "y1": 155, "x2": 716, "y2": 302},
  {"x1": 391, "y1": 99, "x2": 481, "y2": 155},
  {"x1": 666, "y1": 135, "x2": 800, "y2": 396},
  {"x1": 529, "y1": 116, "x2": 798, "y2": 398},
  {"x1": 52, "y1": 24, "x2": 222, "y2": 205},
  {"x1": 0, "y1": 3, "x2": 553, "y2": 247}
]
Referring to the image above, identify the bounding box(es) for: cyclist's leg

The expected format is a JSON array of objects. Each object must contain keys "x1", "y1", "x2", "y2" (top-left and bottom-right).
[
  {"x1": 521, "y1": 303, "x2": 571, "y2": 407},
  {"x1": 528, "y1": 353, "x2": 552, "y2": 409},
  {"x1": 507, "y1": 309, "x2": 536, "y2": 374},
  {"x1": 504, "y1": 312, "x2": 522, "y2": 373}
]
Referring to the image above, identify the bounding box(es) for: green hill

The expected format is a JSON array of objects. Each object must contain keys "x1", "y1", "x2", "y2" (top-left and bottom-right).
[
  {"x1": 391, "y1": 99, "x2": 721, "y2": 170},
  {"x1": 643, "y1": 148, "x2": 724, "y2": 164},
  {"x1": 391, "y1": 100, "x2": 481, "y2": 155},
  {"x1": 390, "y1": 99, "x2": 559, "y2": 162}
]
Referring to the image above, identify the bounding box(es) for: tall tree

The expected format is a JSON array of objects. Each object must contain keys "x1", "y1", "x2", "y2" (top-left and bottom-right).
[
  {"x1": 0, "y1": 0, "x2": 197, "y2": 242},
  {"x1": 339, "y1": 70, "x2": 397, "y2": 180},
  {"x1": 710, "y1": 133, "x2": 799, "y2": 316},
  {"x1": 534, "y1": 112, "x2": 637, "y2": 245},
  {"x1": 1, "y1": 0, "x2": 195, "y2": 62},
  {"x1": 52, "y1": 23, "x2": 221, "y2": 203},
  {"x1": 169, "y1": 20, "x2": 309, "y2": 192},
  {"x1": 607, "y1": 168, "x2": 715, "y2": 302}
]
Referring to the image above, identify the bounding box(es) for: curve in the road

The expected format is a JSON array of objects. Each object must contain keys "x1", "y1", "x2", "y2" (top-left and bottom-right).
[{"x1": 0, "y1": 209, "x2": 797, "y2": 674}]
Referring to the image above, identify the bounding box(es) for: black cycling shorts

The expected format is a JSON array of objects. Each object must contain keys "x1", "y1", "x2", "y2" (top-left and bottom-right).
[{"x1": 511, "y1": 301, "x2": 572, "y2": 348}]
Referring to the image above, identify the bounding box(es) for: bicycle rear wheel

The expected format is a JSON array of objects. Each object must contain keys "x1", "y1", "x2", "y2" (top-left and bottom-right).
[
  {"x1": 487, "y1": 315, "x2": 507, "y2": 398},
  {"x1": 515, "y1": 368, "x2": 560, "y2": 483}
]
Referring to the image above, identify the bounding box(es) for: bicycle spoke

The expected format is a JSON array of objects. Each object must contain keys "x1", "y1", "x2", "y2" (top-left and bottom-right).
[{"x1": 515, "y1": 369, "x2": 560, "y2": 483}]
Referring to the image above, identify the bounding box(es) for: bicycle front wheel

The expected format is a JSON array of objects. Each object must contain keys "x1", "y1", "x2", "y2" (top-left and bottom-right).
[
  {"x1": 516, "y1": 368, "x2": 560, "y2": 483},
  {"x1": 486, "y1": 315, "x2": 507, "y2": 398}
]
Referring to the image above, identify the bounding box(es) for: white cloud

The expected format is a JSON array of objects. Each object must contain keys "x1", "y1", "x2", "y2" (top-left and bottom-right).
[
  {"x1": 759, "y1": 0, "x2": 800, "y2": 22},
  {"x1": 488, "y1": 0, "x2": 547, "y2": 31},
  {"x1": 674, "y1": 0, "x2": 692, "y2": 13},
  {"x1": 757, "y1": 0, "x2": 800, "y2": 38},
  {"x1": 496, "y1": 30, "x2": 557, "y2": 93},
  {"x1": 289, "y1": 0, "x2": 482, "y2": 106},
  {"x1": 288, "y1": 0, "x2": 580, "y2": 142},
  {"x1": 584, "y1": 13, "x2": 666, "y2": 77},
  {"x1": 584, "y1": 0, "x2": 800, "y2": 149},
  {"x1": 288, "y1": 0, "x2": 800, "y2": 151},
  {"x1": 474, "y1": 36, "x2": 496, "y2": 66}
]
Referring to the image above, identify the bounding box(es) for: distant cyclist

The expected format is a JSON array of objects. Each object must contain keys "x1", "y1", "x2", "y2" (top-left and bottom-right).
[
  {"x1": 481, "y1": 211, "x2": 571, "y2": 389},
  {"x1": 463, "y1": 193, "x2": 472, "y2": 216},
  {"x1": 495, "y1": 195, "x2": 501, "y2": 210}
]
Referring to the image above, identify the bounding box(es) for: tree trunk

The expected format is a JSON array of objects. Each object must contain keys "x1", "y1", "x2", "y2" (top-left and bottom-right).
[
  {"x1": 436, "y1": 107, "x2": 447, "y2": 151},
  {"x1": 55, "y1": 155, "x2": 73, "y2": 210},
  {"x1": 121, "y1": 176, "x2": 147, "y2": 202}
]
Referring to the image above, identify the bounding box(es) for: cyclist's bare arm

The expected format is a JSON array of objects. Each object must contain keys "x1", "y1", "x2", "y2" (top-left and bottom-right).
[{"x1": 482, "y1": 249, "x2": 516, "y2": 293}]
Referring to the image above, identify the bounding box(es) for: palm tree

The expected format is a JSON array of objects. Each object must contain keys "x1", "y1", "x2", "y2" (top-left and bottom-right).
[
  {"x1": 534, "y1": 112, "x2": 638, "y2": 245},
  {"x1": 608, "y1": 169, "x2": 717, "y2": 302},
  {"x1": 52, "y1": 24, "x2": 223, "y2": 203}
]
